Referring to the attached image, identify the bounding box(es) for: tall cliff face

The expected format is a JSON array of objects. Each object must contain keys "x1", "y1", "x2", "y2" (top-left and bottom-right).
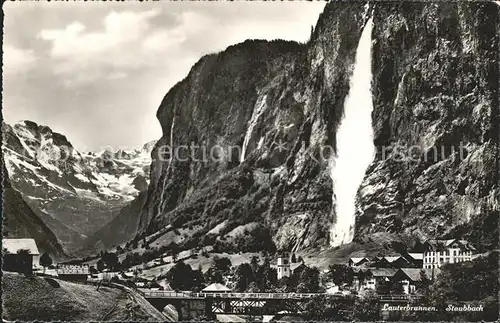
[
  {"x1": 138, "y1": 2, "x2": 368, "y2": 252},
  {"x1": 137, "y1": 1, "x2": 498, "y2": 253},
  {"x1": 139, "y1": 39, "x2": 309, "y2": 233},
  {"x1": 357, "y1": 1, "x2": 499, "y2": 251}
]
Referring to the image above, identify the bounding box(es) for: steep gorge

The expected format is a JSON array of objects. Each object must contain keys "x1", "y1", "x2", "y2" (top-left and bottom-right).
[{"x1": 122, "y1": 1, "x2": 498, "y2": 254}]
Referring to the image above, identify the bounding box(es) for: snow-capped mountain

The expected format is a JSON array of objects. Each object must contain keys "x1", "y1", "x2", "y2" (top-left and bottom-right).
[
  {"x1": 2, "y1": 121, "x2": 156, "y2": 254},
  {"x1": 81, "y1": 142, "x2": 155, "y2": 199}
]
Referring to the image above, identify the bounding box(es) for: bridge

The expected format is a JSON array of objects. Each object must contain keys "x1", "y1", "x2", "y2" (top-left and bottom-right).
[
  {"x1": 138, "y1": 289, "x2": 414, "y2": 320},
  {"x1": 139, "y1": 290, "x2": 342, "y2": 319},
  {"x1": 140, "y1": 290, "x2": 339, "y2": 300}
]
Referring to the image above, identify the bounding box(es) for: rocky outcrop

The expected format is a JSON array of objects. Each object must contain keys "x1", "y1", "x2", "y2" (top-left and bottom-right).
[{"x1": 136, "y1": 1, "x2": 499, "y2": 253}]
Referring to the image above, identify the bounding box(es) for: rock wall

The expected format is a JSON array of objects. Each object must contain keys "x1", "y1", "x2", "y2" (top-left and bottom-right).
[
  {"x1": 136, "y1": 1, "x2": 498, "y2": 252},
  {"x1": 2, "y1": 161, "x2": 66, "y2": 259},
  {"x1": 357, "y1": 1, "x2": 499, "y2": 250}
]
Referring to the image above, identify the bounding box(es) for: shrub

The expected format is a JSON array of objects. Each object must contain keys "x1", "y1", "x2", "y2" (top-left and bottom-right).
[{"x1": 44, "y1": 278, "x2": 60, "y2": 288}]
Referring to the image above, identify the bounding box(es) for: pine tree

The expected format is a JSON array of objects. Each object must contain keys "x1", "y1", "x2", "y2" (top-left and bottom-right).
[
  {"x1": 170, "y1": 242, "x2": 179, "y2": 262},
  {"x1": 415, "y1": 269, "x2": 431, "y2": 292},
  {"x1": 17, "y1": 249, "x2": 31, "y2": 276},
  {"x1": 40, "y1": 252, "x2": 53, "y2": 274},
  {"x1": 97, "y1": 259, "x2": 105, "y2": 272}
]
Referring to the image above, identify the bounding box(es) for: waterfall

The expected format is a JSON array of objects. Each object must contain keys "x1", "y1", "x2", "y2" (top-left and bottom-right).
[
  {"x1": 330, "y1": 15, "x2": 375, "y2": 247},
  {"x1": 240, "y1": 95, "x2": 267, "y2": 162},
  {"x1": 157, "y1": 116, "x2": 176, "y2": 216}
]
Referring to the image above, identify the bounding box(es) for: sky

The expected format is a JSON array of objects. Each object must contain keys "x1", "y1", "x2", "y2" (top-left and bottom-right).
[{"x1": 3, "y1": 1, "x2": 326, "y2": 151}]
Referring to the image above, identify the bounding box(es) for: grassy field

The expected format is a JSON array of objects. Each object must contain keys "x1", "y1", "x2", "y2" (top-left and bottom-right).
[
  {"x1": 140, "y1": 252, "x2": 260, "y2": 279},
  {"x1": 2, "y1": 272, "x2": 165, "y2": 321}
]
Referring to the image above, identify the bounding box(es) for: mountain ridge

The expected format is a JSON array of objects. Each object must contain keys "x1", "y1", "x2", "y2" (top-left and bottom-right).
[{"x1": 2, "y1": 120, "x2": 156, "y2": 254}]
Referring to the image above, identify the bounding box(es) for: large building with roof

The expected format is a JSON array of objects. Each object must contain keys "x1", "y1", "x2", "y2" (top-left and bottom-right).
[
  {"x1": 56, "y1": 264, "x2": 89, "y2": 281},
  {"x1": 2, "y1": 238, "x2": 40, "y2": 274},
  {"x1": 423, "y1": 239, "x2": 475, "y2": 268},
  {"x1": 362, "y1": 268, "x2": 398, "y2": 290}
]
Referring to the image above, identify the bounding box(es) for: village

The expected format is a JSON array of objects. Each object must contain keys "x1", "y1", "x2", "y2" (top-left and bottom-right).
[{"x1": 2, "y1": 237, "x2": 477, "y2": 297}]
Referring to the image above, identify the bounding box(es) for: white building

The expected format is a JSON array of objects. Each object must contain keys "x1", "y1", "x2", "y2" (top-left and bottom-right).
[
  {"x1": 276, "y1": 253, "x2": 290, "y2": 280},
  {"x1": 56, "y1": 264, "x2": 89, "y2": 275},
  {"x1": 271, "y1": 256, "x2": 305, "y2": 281},
  {"x1": 422, "y1": 239, "x2": 475, "y2": 269}
]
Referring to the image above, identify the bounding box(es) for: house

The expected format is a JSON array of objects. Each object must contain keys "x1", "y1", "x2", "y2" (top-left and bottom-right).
[
  {"x1": 147, "y1": 281, "x2": 163, "y2": 290},
  {"x1": 394, "y1": 268, "x2": 437, "y2": 294},
  {"x1": 88, "y1": 274, "x2": 100, "y2": 282},
  {"x1": 362, "y1": 268, "x2": 398, "y2": 291},
  {"x1": 422, "y1": 239, "x2": 475, "y2": 268},
  {"x1": 386, "y1": 255, "x2": 416, "y2": 268},
  {"x1": 56, "y1": 264, "x2": 89, "y2": 281},
  {"x1": 407, "y1": 253, "x2": 424, "y2": 267},
  {"x1": 370, "y1": 256, "x2": 392, "y2": 268},
  {"x1": 202, "y1": 283, "x2": 232, "y2": 293},
  {"x1": 87, "y1": 271, "x2": 119, "y2": 282},
  {"x1": 348, "y1": 257, "x2": 370, "y2": 267},
  {"x1": 369, "y1": 254, "x2": 421, "y2": 269},
  {"x1": 325, "y1": 283, "x2": 340, "y2": 294},
  {"x1": 2, "y1": 238, "x2": 40, "y2": 274},
  {"x1": 351, "y1": 267, "x2": 366, "y2": 291},
  {"x1": 395, "y1": 269, "x2": 422, "y2": 294},
  {"x1": 133, "y1": 277, "x2": 150, "y2": 288}
]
